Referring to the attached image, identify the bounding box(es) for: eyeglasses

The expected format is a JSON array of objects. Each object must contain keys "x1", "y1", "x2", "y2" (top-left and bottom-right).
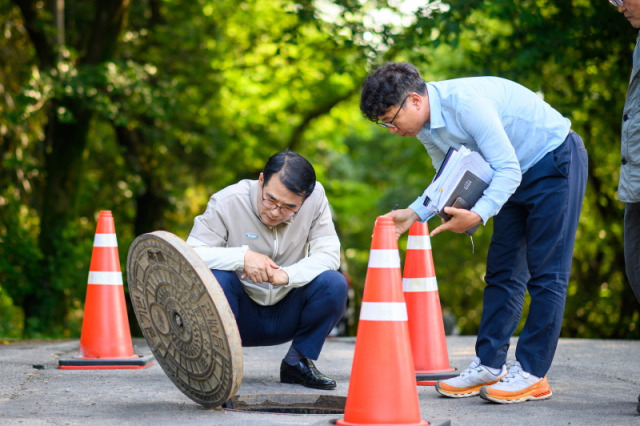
[
  {"x1": 261, "y1": 188, "x2": 300, "y2": 217},
  {"x1": 609, "y1": 0, "x2": 625, "y2": 7},
  {"x1": 376, "y1": 95, "x2": 410, "y2": 129}
]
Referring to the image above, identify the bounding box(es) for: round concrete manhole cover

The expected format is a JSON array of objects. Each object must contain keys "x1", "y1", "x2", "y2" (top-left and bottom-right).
[
  {"x1": 127, "y1": 230, "x2": 243, "y2": 408},
  {"x1": 223, "y1": 394, "x2": 346, "y2": 415}
]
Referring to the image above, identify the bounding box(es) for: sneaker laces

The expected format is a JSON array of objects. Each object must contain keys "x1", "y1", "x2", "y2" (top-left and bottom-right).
[
  {"x1": 459, "y1": 357, "x2": 484, "y2": 378},
  {"x1": 500, "y1": 360, "x2": 530, "y2": 383}
]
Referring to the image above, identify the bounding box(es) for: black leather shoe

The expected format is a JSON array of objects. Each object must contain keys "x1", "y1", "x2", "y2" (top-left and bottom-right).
[
  {"x1": 280, "y1": 358, "x2": 336, "y2": 390},
  {"x1": 637, "y1": 393, "x2": 640, "y2": 414}
]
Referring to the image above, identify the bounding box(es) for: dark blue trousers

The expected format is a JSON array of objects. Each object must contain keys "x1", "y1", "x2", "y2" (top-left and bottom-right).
[
  {"x1": 624, "y1": 202, "x2": 640, "y2": 304},
  {"x1": 476, "y1": 131, "x2": 588, "y2": 378},
  {"x1": 212, "y1": 270, "x2": 347, "y2": 360}
]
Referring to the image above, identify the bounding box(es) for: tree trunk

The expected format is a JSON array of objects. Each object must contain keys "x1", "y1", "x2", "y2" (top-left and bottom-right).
[{"x1": 14, "y1": 0, "x2": 131, "y2": 335}]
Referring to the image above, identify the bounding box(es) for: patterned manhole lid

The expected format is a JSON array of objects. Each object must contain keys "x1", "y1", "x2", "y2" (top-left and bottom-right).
[{"x1": 127, "y1": 231, "x2": 242, "y2": 408}]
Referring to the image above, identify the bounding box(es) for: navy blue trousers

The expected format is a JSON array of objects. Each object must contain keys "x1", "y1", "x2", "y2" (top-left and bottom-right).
[
  {"x1": 212, "y1": 270, "x2": 347, "y2": 360},
  {"x1": 476, "y1": 131, "x2": 588, "y2": 377},
  {"x1": 624, "y1": 202, "x2": 640, "y2": 304}
]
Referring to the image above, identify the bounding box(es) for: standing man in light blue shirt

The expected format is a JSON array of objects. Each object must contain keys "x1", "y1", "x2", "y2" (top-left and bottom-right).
[{"x1": 360, "y1": 62, "x2": 588, "y2": 404}]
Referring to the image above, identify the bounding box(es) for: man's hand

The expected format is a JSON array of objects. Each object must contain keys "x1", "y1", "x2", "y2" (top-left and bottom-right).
[
  {"x1": 242, "y1": 249, "x2": 279, "y2": 283},
  {"x1": 241, "y1": 249, "x2": 289, "y2": 285},
  {"x1": 383, "y1": 208, "x2": 420, "y2": 239},
  {"x1": 430, "y1": 207, "x2": 482, "y2": 236},
  {"x1": 268, "y1": 268, "x2": 289, "y2": 286}
]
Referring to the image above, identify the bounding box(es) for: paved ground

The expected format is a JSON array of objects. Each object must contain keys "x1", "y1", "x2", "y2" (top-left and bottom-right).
[{"x1": 1, "y1": 335, "x2": 639, "y2": 425}]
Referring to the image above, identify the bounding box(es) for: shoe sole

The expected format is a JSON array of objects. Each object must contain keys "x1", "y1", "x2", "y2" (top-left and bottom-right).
[
  {"x1": 281, "y1": 378, "x2": 336, "y2": 390},
  {"x1": 435, "y1": 375, "x2": 505, "y2": 398},
  {"x1": 479, "y1": 387, "x2": 552, "y2": 404},
  {"x1": 436, "y1": 387, "x2": 480, "y2": 398}
]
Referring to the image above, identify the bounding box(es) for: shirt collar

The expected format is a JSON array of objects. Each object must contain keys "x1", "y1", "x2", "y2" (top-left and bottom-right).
[{"x1": 425, "y1": 82, "x2": 445, "y2": 131}]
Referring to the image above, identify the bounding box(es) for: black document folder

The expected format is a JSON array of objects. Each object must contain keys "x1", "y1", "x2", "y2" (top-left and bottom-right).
[
  {"x1": 422, "y1": 146, "x2": 493, "y2": 236},
  {"x1": 434, "y1": 170, "x2": 489, "y2": 235}
]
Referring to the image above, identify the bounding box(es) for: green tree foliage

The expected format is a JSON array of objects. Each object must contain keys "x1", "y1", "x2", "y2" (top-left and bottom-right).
[
  {"x1": 1, "y1": 0, "x2": 638, "y2": 339},
  {"x1": 1, "y1": 0, "x2": 371, "y2": 337}
]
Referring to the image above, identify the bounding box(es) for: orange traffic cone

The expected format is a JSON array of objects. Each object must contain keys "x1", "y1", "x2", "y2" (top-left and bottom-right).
[
  {"x1": 337, "y1": 216, "x2": 428, "y2": 426},
  {"x1": 58, "y1": 211, "x2": 153, "y2": 370},
  {"x1": 403, "y1": 221, "x2": 457, "y2": 385}
]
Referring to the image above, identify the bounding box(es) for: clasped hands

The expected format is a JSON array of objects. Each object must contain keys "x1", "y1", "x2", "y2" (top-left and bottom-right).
[{"x1": 242, "y1": 249, "x2": 289, "y2": 286}]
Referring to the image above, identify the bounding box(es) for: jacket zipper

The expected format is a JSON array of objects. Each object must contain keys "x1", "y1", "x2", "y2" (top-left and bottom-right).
[{"x1": 267, "y1": 227, "x2": 279, "y2": 305}]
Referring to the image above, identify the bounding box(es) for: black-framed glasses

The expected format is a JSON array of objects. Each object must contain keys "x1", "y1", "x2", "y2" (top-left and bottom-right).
[
  {"x1": 609, "y1": 0, "x2": 625, "y2": 6},
  {"x1": 261, "y1": 188, "x2": 300, "y2": 217},
  {"x1": 376, "y1": 94, "x2": 410, "y2": 129}
]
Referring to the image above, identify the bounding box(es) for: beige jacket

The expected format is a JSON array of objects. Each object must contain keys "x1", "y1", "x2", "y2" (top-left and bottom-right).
[{"x1": 187, "y1": 179, "x2": 340, "y2": 305}]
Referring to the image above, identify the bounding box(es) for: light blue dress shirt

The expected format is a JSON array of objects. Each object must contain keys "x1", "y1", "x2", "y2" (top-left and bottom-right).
[{"x1": 408, "y1": 77, "x2": 571, "y2": 224}]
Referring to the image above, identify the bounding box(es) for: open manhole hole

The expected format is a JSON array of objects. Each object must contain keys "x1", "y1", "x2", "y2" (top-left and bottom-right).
[{"x1": 223, "y1": 394, "x2": 346, "y2": 414}]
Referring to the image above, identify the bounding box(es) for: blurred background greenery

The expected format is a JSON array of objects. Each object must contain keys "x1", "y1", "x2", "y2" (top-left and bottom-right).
[{"x1": 1, "y1": 0, "x2": 638, "y2": 340}]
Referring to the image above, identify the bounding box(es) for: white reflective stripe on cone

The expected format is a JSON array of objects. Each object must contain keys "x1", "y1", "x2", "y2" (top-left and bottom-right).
[
  {"x1": 406, "y1": 235, "x2": 431, "y2": 250},
  {"x1": 359, "y1": 302, "x2": 408, "y2": 321},
  {"x1": 367, "y1": 249, "x2": 401, "y2": 268},
  {"x1": 402, "y1": 277, "x2": 438, "y2": 292},
  {"x1": 93, "y1": 234, "x2": 119, "y2": 247},
  {"x1": 87, "y1": 271, "x2": 124, "y2": 285}
]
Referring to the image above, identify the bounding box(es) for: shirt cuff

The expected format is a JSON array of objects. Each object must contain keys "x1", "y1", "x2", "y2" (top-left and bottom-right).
[
  {"x1": 408, "y1": 195, "x2": 432, "y2": 222},
  {"x1": 469, "y1": 197, "x2": 494, "y2": 224}
]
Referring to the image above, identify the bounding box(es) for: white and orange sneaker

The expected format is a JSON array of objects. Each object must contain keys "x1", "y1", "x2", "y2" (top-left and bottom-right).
[
  {"x1": 479, "y1": 360, "x2": 552, "y2": 404},
  {"x1": 435, "y1": 357, "x2": 506, "y2": 398}
]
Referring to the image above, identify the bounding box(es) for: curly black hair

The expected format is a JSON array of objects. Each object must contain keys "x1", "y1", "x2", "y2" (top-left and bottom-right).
[{"x1": 360, "y1": 62, "x2": 427, "y2": 122}]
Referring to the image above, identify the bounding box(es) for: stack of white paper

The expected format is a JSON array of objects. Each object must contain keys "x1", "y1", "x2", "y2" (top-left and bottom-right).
[{"x1": 424, "y1": 145, "x2": 494, "y2": 218}]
